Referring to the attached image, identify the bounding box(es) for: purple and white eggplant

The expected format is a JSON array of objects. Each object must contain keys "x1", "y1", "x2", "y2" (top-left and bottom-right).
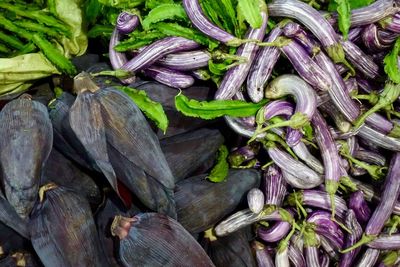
[
  {"x1": 142, "y1": 65, "x2": 194, "y2": 89},
  {"x1": 348, "y1": 191, "x2": 371, "y2": 224}
]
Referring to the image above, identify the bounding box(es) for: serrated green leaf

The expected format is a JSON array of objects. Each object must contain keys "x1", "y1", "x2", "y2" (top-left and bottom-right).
[
  {"x1": 142, "y1": 4, "x2": 188, "y2": 30},
  {"x1": 114, "y1": 30, "x2": 166, "y2": 51},
  {"x1": 97, "y1": 0, "x2": 144, "y2": 8},
  {"x1": 115, "y1": 86, "x2": 169, "y2": 133},
  {"x1": 84, "y1": 0, "x2": 103, "y2": 24},
  {"x1": 237, "y1": 0, "x2": 262, "y2": 29},
  {"x1": 335, "y1": 0, "x2": 351, "y2": 39},
  {"x1": 175, "y1": 93, "x2": 268, "y2": 120},
  {"x1": 208, "y1": 60, "x2": 229, "y2": 76},
  {"x1": 207, "y1": 145, "x2": 229, "y2": 183},
  {"x1": 384, "y1": 37, "x2": 400, "y2": 83},
  {"x1": 145, "y1": 0, "x2": 174, "y2": 10}
]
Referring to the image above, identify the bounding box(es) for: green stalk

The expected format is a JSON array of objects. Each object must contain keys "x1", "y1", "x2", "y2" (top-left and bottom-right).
[
  {"x1": 13, "y1": 20, "x2": 61, "y2": 39},
  {"x1": 0, "y1": 15, "x2": 33, "y2": 40},
  {"x1": 0, "y1": 30, "x2": 25, "y2": 50}
]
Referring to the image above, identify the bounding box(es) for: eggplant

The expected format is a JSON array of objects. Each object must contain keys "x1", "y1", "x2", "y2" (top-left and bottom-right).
[
  {"x1": 175, "y1": 169, "x2": 260, "y2": 234},
  {"x1": 0, "y1": 95, "x2": 53, "y2": 219},
  {"x1": 30, "y1": 183, "x2": 109, "y2": 267},
  {"x1": 160, "y1": 128, "x2": 224, "y2": 182},
  {"x1": 111, "y1": 213, "x2": 215, "y2": 267},
  {"x1": 247, "y1": 188, "x2": 265, "y2": 214},
  {"x1": 142, "y1": 65, "x2": 195, "y2": 89}
]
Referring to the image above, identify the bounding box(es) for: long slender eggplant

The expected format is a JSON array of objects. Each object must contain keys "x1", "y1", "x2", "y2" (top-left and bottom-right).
[
  {"x1": 142, "y1": 65, "x2": 195, "y2": 89},
  {"x1": 342, "y1": 152, "x2": 400, "y2": 252},
  {"x1": 348, "y1": 191, "x2": 371, "y2": 224},
  {"x1": 257, "y1": 212, "x2": 292, "y2": 242},
  {"x1": 347, "y1": 0, "x2": 397, "y2": 27},
  {"x1": 380, "y1": 13, "x2": 400, "y2": 33},
  {"x1": 354, "y1": 149, "x2": 386, "y2": 166},
  {"x1": 339, "y1": 209, "x2": 363, "y2": 267},
  {"x1": 268, "y1": 146, "x2": 323, "y2": 189},
  {"x1": 253, "y1": 241, "x2": 275, "y2": 267},
  {"x1": 280, "y1": 39, "x2": 332, "y2": 91},
  {"x1": 214, "y1": 10, "x2": 268, "y2": 100},
  {"x1": 354, "y1": 248, "x2": 380, "y2": 267},
  {"x1": 263, "y1": 164, "x2": 287, "y2": 206},
  {"x1": 303, "y1": 225, "x2": 321, "y2": 267},
  {"x1": 367, "y1": 234, "x2": 400, "y2": 249},
  {"x1": 268, "y1": 0, "x2": 347, "y2": 65},
  {"x1": 282, "y1": 22, "x2": 321, "y2": 55},
  {"x1": 291, "y1": 142, "x2": 324, "y2": 174},
  {"x1": 175, "y1": 169, "x2": 260, "y2": 234},
  {"x1": 357, "y1": 124, "x2": 400, "y2": 151},
  {"x1": 116, "y1": 12, "x2": 139, "y2": 34},
  {"x1": 157, "y1": 50, "x2": 210, "y2": 70},
  {"x1": 307, "y1": 211, "x2": 344, "y2": 249},
  {"x1": 111, "y1": 213, "x2": 215, "y2": 267},
  {"x1": 121, "y1": 37, "x2": 200, "y2": 74},
  {"x1": 160, "y1": 128, "x2": 224, "y2": 182},
  {"x1": 288, "y1": 240, "x2": 306, "y2": 267},
  {"x1": 362, "y1": 24, "x2": 393, "y2": 51},
  {"x1": 0, "y1": 96, "x2": 53, "y2": 219},
  {"x1": 30, "y1": 184, "x2": 109, "y2": 267},
  {"x1": 247, "y1": 27, "x2": 283, "y2": 103}
]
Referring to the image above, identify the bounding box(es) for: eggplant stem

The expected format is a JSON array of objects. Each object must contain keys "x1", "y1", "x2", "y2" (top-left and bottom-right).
[{"x1": 340, "y1": 234, "x2": 376, "y2": 253}]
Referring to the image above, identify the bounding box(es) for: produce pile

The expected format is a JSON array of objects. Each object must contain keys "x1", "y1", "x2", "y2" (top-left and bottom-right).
[{"x1": 2, "y1": 0, "x2": 400, "y2": 266}]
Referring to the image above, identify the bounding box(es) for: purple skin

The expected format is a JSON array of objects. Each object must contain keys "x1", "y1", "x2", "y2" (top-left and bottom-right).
[
  {"x1": 182, "y1": 0, "x2": 240, "y2": 45},
  {"x1": 343, "y1": 152, "x2": 400, "y2": 252},
  {"x1": 356, "y1": 77, "x2": 375, "y2": 93},
  {"x1": 311, "y1": 111, "x2": 342, "y2": 202},
  {"x1": 305, "y1": 246, "x2": 320, "y2": 267},
  {"x1": 268, "y1": 0, "x2": 341, "y2": 55},
  {"x1": 354, "y1": 149, "x2": 386, "y2": 166},
  {"x1": 355, "y1": 249, "x2": 380, "y2": 267},
  {"x1": 247, "y1": 27, "x2": 283, "y2": 103},
  {"x1": 339, "y1": 209, "x2": 363, "y2": 267},
  {"x1": 357, "y1": 124, "x2": 400, "y2": 151},
  {"x1": 319, "y1": 102, "x2": 352, "y2": 133},
  {"x1": 264, "y1": 164, "x2": 287, "y2": 206},
  {"x1": 377, "y1": 29, "x2": 400, "y2": 45},
  {"x1": 286, "y1": 128, "x2": 303, "y2": 147},
  {"x1": 348, "y1": 27, "x2": 363, "y2": 42},
  {"x1": 292, "y1": 142, "x2": 324, "y2": 174},
  {"x1": 280, "y1": 39, "x2": 332, "y2": 91},
  {"x1": 362, "y1": 24, "x2": 393, "y2": 51},
  {"x1": 288, "y1": 242, "x2": 306, "y2": 267},
  {"x1": 268, "y1": 146, "x2": 323, "y2": 189},
  {"x1": 142, "y1": 65, "x2": 194, "y2": 89},
  {"x1": 121, "y1": 37, "x2": 200, "y2": 73},
  {"x1": 253, "y1": 241, "x2": 275, "y2": 267},
  {"x1": 341, "y1": 39, "x2": 381, "y2": 79},
  {"x1": 349, "y1": 191, "x2": 372, "y2": 224},
  {"x1": 282, "y1": 22, "x2": 321, "y2": 55},
  {"x1": 157, "y1": 50, "x2": 210, "y2": 71},
  {"x1": 365, "y1": 113, "x2": 395, "y2": 135},
  {"x1": 344, "y1": 78, "x2": 358, "y2": 94},
  {"x1": 335, "y1": 64, "x2": 348, "y2": 75},
  {"x1": 380, "y1": 12, "x2": 400, "y2": 33},
  {"x1": 109, "y1": 29, "x2": 128, "y2": 70},
  {"x1": 347, "y1": 0, "x2": 397, "y2": 27},
  {"x1": 116, "y1": 12, "x2": 139, "y2": 34},
  {"x1": 367, "y1": 234, "x2": 400, "y2": 249},
  {"x1": 320, "y1": 253, "x2": 330, "y2": 267},
  {"x1": 258, "y1": 220, "x2": 291, "y2": 243},
  {"x1": 307, "y1": 211, "x2": 344, "y2": 249},
  {"x1": 215, "y1": 11, "x2": 268, "y2": 100}
]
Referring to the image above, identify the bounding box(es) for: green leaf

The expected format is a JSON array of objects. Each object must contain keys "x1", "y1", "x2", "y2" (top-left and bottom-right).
[
  {"x1": 114, "y1": 30, "x2": 166, "y2": 51},
  {"x1": 200, "y1": 0, "x2": 237, "y2": 35},
  {"x1": 152, "y1": 22, "x2": 219, "y2": 50},
  {"x1": 142, "y1": 4, "x2": 188, "y2": 30},
  {"x1": 384, "y1": 37, "x2": 400, "y2": 83},
  {"x1": 84, "y1": 0, "x2": 103, "y2": 25},
  {"x1": 115, "y1": 86, "x2": 169, "y2": 133},
  {"x1": 328, "y1": 0, "x2": 373, "y2": 11},
  {"x1": 335, "y1": 0, "x2": 351, "y2": 39},
  {"x1": 207, "y1": 145, "x2": 229, "y2": 183},
  {"x1": 87, "y1": 24, "x2": 113, "y2": 38},
  {"x1": 175, "y1": 93, "x2": 268, "y2": 120},
  {"x1": 145, "y1": 0, "x2": 174, "y2": 10},
  {"x1": 208, "y1": 60, "x2": 229, "y2": 75},
  {"x1": 200, "y1": 0, "x2": 225, "y2": 31},
  {"x1": 97, "y1": 0, "x2": 144, "y2": 8},
  {"x1": 237, "y1": 0, "x2": 262, "y2": 29}
]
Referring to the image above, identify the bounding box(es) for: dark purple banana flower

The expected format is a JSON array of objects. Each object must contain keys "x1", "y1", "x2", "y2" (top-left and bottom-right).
[
  {"x1": 253, "y1": 241, "x2": 275, "y2": 267},
  {"x1": 342, "y1": 152, "x2": 400, "y2": 252},
  {"x1": 247, "y1": 27, "x2": 283, "y2": 103},
  {"x1": 268, "y1": 0, "x2": 346, "y2": 65},
  {"x1": 214, "y1": 11, "x2": 268, "y2": 100},
  {"x1": 307, "y1": 211, "x2": 344, "y2": 249},
  {"x1": 354, "y1": 248, "x2": 380, "y2": 267},
  {"x1": 288, "y1": 190, "x2": 348, "y2": 220},
  {"x1": 349, "y1": 191, "x2": 372, "y2": 224},
  {"x1": 379, "y1": 12, "x2": 400, "y2": 33},
  {"x1": 264, "y1": 164, "x2": 287, "y2": 206},
  {"x1": 348, "y1": 0, "x2": 398, "y2": 27},
  {"x1": 312, "y1": 111, "x2": 342, "y2": 213},
  {"x1": 157, "y1": 50, "x2": 210, "y2": 70},
  {"x1": 288, "y1": 241, "x2": 306, "y2": 267},
  {"x1": 280, "y1": 39, "x2": 332, "y2": 91},
  {"x1": 116, "y1": 12, "x2": 139, "y2": 34},
  {"x1": 339, "y1": 209, "x2": 363, "y2": 267},
  {"x1": 121, "y1": 37, "x2": 200, "y2": 73},
  {"x1": 142, "y1": 65, "x2": 194, "y2": 89},
  {"x1": 341, "y1": 39, "x2": 381, "y2": 79},
  {"x1": 268, "y1": 146, "x2": 323, "y2": 189}
]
